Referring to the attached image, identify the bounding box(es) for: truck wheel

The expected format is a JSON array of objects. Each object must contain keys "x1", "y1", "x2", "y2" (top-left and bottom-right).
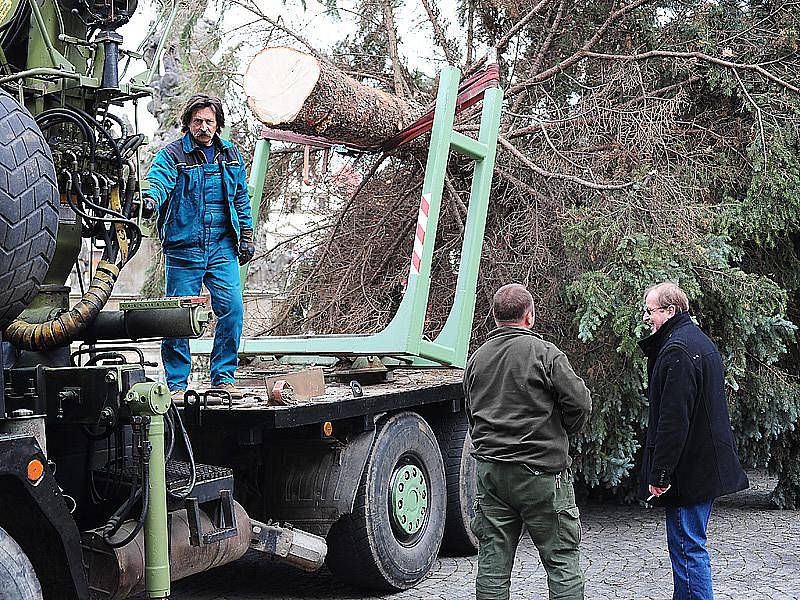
[
  {"x1": 433, "y1": 411, "x2": 479, "y2": 555},
  {"x1": 0, "y1": 525, "x2": 43, "y2": 599},
  {"x1": 0, "y1": 90, "x2": 59, "y2": 331},
  {"x1": 326, "y1": 411, "x2": 446, "y2": 590}
]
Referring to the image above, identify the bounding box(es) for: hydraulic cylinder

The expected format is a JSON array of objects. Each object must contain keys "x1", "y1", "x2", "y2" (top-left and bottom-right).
[{"x1": 125, "y1": 382, "x2": 171, "y2": 598}]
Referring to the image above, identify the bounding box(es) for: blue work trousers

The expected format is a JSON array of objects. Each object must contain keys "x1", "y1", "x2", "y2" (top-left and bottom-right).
[
  {"x1": 161, "y1": 199, "x2": 243, "y2": 391},
  {"x1": 666, "y1": 499, "x2": 715, "y2": 600}
]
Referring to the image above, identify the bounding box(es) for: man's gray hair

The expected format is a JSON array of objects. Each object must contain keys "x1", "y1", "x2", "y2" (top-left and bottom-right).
[
  {"x1": 644, "y1": 282, "x2": 689, "y2": 313},
  {"x1": 492, "y1": 283, "x2": 535, "y2": 324}
]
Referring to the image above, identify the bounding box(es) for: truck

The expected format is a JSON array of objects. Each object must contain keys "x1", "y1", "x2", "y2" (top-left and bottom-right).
[{"x1": 0, "y1": 1, "x2": 503, "y2": 598}]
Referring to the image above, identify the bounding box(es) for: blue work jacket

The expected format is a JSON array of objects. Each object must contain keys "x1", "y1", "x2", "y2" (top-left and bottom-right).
[{"x1": 147, "y1": 133, "x2": 253, "y2": 252}]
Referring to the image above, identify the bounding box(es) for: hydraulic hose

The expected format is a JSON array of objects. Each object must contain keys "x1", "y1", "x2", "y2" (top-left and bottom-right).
[
  {"x1": 104, "y1": 472, "x2": 149, "y2": 548},
  {"x1": 69, "y1": 105, "x2": 124, "y2": 169},
  {"x1": 36, "y1": 109, "x2": 97, "y2": 165},
  {"x1": 103, "y1": 417, "x2": 151, "y2": 548},
  {"x1": 166, "y1": 403, "x2": 197, "y2": 500},
  {"x1": 96, "y1": 109, "x2": 129, "y2": 138},
  {"x1": 3, "y1": 260, "x2": 120, "y2": 350}
]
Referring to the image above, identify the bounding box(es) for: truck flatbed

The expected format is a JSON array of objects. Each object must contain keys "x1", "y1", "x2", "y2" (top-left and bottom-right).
[{"x1": 186, "y1": 368, "x2": 465, "y2": 429}]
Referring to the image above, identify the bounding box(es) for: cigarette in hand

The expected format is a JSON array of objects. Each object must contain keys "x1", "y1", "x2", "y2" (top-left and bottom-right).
[{"x1": 646, "y1": 484, "x2": 671, "y2": 502}]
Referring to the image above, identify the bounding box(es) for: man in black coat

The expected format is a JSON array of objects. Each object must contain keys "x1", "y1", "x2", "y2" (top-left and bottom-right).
[{"x1": 638, "y1": 282, "x2": 748, "y2": 600}]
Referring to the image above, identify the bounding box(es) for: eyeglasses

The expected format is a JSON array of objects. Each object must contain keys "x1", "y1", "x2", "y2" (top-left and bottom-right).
[{"x1": 643, "y1": 305, "x2": 673, "y2": 316}]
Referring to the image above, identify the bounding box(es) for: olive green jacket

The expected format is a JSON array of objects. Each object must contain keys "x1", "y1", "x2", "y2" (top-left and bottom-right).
[{"x1": 463, "y1": 326, "x2": 592, "y2": 472}]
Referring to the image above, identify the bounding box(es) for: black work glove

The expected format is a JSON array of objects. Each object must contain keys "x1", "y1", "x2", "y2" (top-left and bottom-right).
[
  {"x1": 238, "y1": 227, "x2": 256, "y2": 265},
  {"x1": 141, "y1": 196, "x2": 157, "y2": 219}
]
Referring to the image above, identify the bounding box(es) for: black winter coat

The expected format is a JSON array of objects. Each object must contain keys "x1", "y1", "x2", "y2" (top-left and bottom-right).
[{"x1": 637, "y1": 312, "x2": 748, "y2": 507}]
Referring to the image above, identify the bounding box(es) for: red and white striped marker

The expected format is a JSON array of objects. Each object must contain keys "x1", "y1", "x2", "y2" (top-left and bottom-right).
[{"x1": 410, "y1": 192, "x2": 431, "y2": 276}]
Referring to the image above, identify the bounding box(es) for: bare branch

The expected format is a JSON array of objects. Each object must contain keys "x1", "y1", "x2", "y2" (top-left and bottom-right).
[
  {"x1": 499, "y1": 136, "x2": 637, "y2": 191},
  {"x1": 380, "y1": 0, "x2": 410, "y2": 98},
  {"x1": 465, "y1": 0, "x2": 551, "y2": 76},
  {"x1": 584, "y1": 49, "x2": 800, "y2": 95},
  {"x1": 466, "y1": 0, "x2": 475, "y2": 66},
  {"x1": 733, "y1": 70, "x2": 769, "y2": 171},
  {"x1": 420, "y1": 0, "x2": 458, "y2": 65},
  {"x1": 531, "y1": 0, "x2": 565, "y2": 75},
  {"x1": 230, "y1": 0, "x2": 328, "y2": 65},
  {"x1": 508, "y1": 0, "x2": 655, "y2": 93}
]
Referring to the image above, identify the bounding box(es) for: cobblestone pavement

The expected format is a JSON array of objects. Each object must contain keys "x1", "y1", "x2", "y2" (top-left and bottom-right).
[{"x1": 136, "y1": 474, "x2": 799, "y2": 599}]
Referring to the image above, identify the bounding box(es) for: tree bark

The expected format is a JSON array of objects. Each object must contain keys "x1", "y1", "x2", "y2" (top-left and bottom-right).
[{"x1": 244, "y1": 46, "x2": 424, "y2": 147}]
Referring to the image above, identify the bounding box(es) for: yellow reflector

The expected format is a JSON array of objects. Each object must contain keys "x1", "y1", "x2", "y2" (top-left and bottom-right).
[
  {"x1": 27, "y1": 459, "x2": 44, "y2": 483},
  {"x1": 322, "y1": 421, "x2": 334, "y2": 437}
]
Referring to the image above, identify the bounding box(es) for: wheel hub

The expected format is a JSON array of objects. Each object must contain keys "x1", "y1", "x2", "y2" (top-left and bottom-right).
[{"x1": 390, "y1": 464, "x2": 428, "y2": 536}]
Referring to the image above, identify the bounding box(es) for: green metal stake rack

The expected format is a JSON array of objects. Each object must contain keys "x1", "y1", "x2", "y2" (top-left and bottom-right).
[
  {"x1": 192, "y1": 64, "x2": 503, "y2": 369},
  {"x1": 239, "y1": 138, "x2": 271, "y2": 287}
]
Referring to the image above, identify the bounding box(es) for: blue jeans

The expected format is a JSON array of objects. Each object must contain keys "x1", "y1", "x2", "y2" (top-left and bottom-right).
[
  {"x1": 666, "y1": 499, "x2": 714, "y2": 600},
  {"x1": 161, "y1": 201, "x2": 243, "y2": 391}
]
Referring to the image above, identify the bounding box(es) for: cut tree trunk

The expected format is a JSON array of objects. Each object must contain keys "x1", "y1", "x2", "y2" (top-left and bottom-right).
[{"x1": 244, "y1": 46, "x2": 424, "y2": 147}]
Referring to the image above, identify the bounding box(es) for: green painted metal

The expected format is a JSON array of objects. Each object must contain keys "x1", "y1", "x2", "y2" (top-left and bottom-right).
[
  {"x1": 129, "y1": 0, "x2": 180, "y2": 88},
  {"x1": 239, "y1": 138, "x2": 271, "y2": 288},
  {"x1": 390, "y1": 464, "x2": 428, "y2": 536},
  {"x1": 0, "y1": 0, "x2": 20, "y2": 30},
  {"x1": 44, "y1": 222, "x2": 81, "y2": 285},
  {"x1": 120, "y1": 298, "x2": 207, "y2": 310},
  {"x1": 427, "y1": 85, "x2": 503, "y2": 365},
  {"x1": 125, "y1": 382, "x2": 171, "y2": 599},
  {"x1": 450, "y1": 131, "x2": 487, "y2": 160},
  {"x1": 191, "y1": 66, "x2": 504, "y2": 368},
  {"x1": 26, "y1": 0, "x2": 73, "y2": 72}
]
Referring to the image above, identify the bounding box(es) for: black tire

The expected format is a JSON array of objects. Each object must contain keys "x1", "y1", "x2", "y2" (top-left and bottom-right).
[
  {"x1": 0, "y1": 90, "x2": 59, "y2": 331},
  {"x1": 0, "y1": 525, "x2": 43, "y2": 599},
  {"x1": 433, "y1": 411, "x2": 479, "y2": 555},
  {"x1": 326, "y1": 411, "x2": 446, "y2": 590}
]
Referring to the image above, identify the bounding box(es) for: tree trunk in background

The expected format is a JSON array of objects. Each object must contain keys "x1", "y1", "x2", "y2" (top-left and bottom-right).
[{"x1": 244, "y1": 47, "x2": 423, "y2": 146}]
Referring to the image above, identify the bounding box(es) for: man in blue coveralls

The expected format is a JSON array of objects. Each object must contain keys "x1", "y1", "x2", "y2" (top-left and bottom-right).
[{"x1": 144, "y1": 94, "x2": 255, "y2": 401}]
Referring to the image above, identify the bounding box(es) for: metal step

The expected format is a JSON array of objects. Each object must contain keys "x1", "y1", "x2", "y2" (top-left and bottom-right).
[{"x1": 94, "y1": 459, "x2": 234, "y2": 506}]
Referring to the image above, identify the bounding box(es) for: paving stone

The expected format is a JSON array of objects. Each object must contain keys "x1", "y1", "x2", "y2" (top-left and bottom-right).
[{"x1": 131, "y1": 473, "x2": 799, "y2": 600}]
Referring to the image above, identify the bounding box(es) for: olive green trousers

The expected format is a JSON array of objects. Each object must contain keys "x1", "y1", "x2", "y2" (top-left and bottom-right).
[{"x1": 471, "y1": 459, "x2": 584, "y2": 600}]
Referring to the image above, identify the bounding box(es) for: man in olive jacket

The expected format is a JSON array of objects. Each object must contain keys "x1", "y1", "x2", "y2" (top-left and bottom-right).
[
  {"x1": 464, "y1": 283, "x2": 592, "y2": 600},
  {"x1": 639, "y1": 282, "x2": 748, "y2": 600}
]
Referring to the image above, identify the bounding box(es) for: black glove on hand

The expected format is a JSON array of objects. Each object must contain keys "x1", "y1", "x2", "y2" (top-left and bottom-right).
[
  {"x1": 141, "y1": 196, "x2": 157, "y2": 219},
  {"x1": 238, "y1": 227, "x2": 256, "y2": 265}
]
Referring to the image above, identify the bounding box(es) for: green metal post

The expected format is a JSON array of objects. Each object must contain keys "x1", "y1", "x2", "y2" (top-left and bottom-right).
[
  {"x1": 372, "y1": 66, "x2": 463, "y2": 356},
  {"x1": 130, "y1": 0, "x2": 180, "y2": 87},
  {"x1": 426, "y1": 85, "x2": 504, "y2": 366},
  {"x1": 191, "y1": 65, "x2": 503, "y2": 369},
  {"x1": 26, "y1": 0, "x2": 73, "y2": 71},
  {"x1": 240, "y1": 138, "x2": 271, "y2": 289},
  {"x1": 125, "y1": 382, "x2": 171, "y2": 599}
]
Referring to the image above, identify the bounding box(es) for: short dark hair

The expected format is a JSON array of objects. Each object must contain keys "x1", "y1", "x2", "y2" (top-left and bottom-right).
[
  {"x1": 492, "y1": 283, "x2": 534, "y2": 324},
  {"x1": 180, "y1": 94, "x2": 225, "y2": 133}
]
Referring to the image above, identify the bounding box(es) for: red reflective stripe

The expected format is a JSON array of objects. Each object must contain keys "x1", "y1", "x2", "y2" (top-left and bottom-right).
[{"x1": 416, "y1": 223, "x2": 426, "y2": 244}]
